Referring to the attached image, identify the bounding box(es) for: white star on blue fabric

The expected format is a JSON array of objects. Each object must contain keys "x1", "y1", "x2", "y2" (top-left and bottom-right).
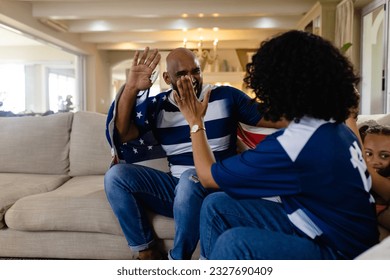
[
  {"x1": 148, "y1": 146, "x2": 153, "y2": 150},
  {"x1": 152, "y1": 98, "x2": 157, "y2": 103},
  {"x1": 136, "y1": 111, "x2": 143, "y2": 119},
  {"x1": 162, "y1": 95, "x2": 167, "y2": 101},
  {"x1": 133, "y1": 148, "x2": 138, "y2": 154},
  {"x1": 139, "y1": 138, "x2": 145, "y2": 145}
]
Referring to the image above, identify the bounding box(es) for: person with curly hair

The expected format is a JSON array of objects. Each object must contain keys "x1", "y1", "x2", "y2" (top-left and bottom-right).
[{"x1": 173, "y1": 30, "x2": 379, "y2": 259}]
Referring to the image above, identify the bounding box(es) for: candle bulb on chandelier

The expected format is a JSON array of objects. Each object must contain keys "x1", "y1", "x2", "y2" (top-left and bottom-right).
[
  {"x1": 213, "y1": 39, "x2": 218, "y2": 53},
  {"x1": 198, "y1": 37, "x2": 203, "y2": 54}
]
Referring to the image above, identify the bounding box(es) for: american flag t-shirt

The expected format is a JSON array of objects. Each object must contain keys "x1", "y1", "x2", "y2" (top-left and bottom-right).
[{"x1": 106, "y1": 87, "x2": 167, "y2": 165}]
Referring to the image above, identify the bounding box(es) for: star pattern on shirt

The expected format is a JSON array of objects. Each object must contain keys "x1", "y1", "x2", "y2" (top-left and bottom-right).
[
  {"x1": 136, "y1": 111, "x2": 143, "y2": 119},
  {"x1": 148, "y1": 146, "x2": 153, "y2": 150},
  {"x1": 139, "y1": 138, "x2": 145, "y2": 145},
  {"x1": 152, "y1": 98, "x2": 157, "y2": 103},
  {"x1": 133, "y1": 148, "x2": 138, "y2": 154}
]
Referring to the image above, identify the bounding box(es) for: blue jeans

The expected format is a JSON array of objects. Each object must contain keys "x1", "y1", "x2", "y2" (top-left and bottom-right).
[
  {"x1": 200, "y1": 192, "x2": 340, "y2": 260},
  {"x1": 104, "y1": 164, "x2": 214, "y2": 259}
]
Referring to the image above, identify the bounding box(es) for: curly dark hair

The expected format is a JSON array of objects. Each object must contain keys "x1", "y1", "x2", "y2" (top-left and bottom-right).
[{"x1": 244, "y1": 30, "x2": 360, "y2": 123}]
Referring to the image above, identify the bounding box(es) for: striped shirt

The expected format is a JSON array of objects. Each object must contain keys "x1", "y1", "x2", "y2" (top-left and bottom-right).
[{"x1": 106, "y1": 84, "x2": 262, "y2": 177}]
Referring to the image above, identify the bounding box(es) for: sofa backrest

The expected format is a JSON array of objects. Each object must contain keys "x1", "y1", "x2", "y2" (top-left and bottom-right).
[
  {"x1": 68, "y1": 111, "x2": 112, "y2": 176},
  {"x1": 357, "y1": 114, "x2": 390, "y2": 127},
  {"x1": 0, "y1": 112, "x2": 73, "y2": 174}
]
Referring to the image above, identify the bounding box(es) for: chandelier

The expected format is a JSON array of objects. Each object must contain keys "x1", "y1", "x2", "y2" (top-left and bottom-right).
[{"x1": 184, "y1": 35, "x2": 219, "y2": 71}]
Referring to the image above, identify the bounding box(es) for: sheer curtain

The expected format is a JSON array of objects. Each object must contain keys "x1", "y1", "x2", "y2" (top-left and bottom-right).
[{"x1": 335, "y1": 0, "x2": 355, "y2": 56}]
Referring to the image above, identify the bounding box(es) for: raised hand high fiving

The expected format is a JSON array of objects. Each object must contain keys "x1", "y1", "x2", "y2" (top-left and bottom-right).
[{"x1": 127, "y1": 47, "x2": 161, "y2": 92}]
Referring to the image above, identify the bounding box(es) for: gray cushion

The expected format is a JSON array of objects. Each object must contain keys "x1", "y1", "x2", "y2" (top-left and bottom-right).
[
  {"x1": 0, "y1": 173, "x2": 70, "y2": 229},
  {"x1": 5, "y1": 175, "x2": 175, "y2": 239},
  {"x1": 0, "y1": 228, "x2": 135, "y2": 260},
  {"x1": 69, "y1": 111, "x2": 112, "y2": 176},
  {"x1": 377, "y1": 113, "x2": 390, "y2": 126},
  {"x1": 5, "y1": 176, "x2": 120, "y2": 234},
  {"x1": 356, "y1": 235, "x2": 390, "y2": 259},
  {"x1": 357, "y1": 114, "x2": 388, "y2": 127},
  {"x1": 0, "y1": 112, "x2": 73, "y2": 174},
  {"x1": 357, "y1": 114, "x2": 386, "y2": 124}
]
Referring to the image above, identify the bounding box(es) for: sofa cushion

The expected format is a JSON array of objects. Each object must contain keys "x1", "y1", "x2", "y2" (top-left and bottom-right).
[
  {"x1": 0, "y1": 228, "x2": 135, "y2": 260},
  {"x1": 5, "y1": 176, "x2": 120, "y2": 234},
  {"x1": 377, "y1": 113, "x2": 390, "y2": 126},
  {"x1": 356, "y1": 235, "x2": 390, "y2": 259},
  {"x1": 69, "y1": 111, "x2": 112, "y2": 176},
  {"x1": 357, "y1": 113, "x2": 390, "y2": 128},
  {"x1": 0, "y1": 173, "x2": 70, "y2": 229},
  {"x1": 5, "y1": 175, "x2": 175, "y2": 239},
  {"x1": 0, "y1": 112, "x2": 73, "y2": 174}
]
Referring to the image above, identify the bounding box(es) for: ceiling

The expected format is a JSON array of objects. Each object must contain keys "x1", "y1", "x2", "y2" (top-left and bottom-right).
[
  {"x1": 0, "y1": 25, "x2": 44, "y2": 46},
  {"x1": 3, "y1": 0, "x2": 373, "y2": 51},
  {"x1": 1, "y1": 0, "x2": 325, "y2": 50}
]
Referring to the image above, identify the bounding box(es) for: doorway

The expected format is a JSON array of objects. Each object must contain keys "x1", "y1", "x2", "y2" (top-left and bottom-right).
[{"x1": 361, "y1": 0, "x2": 388, "y2": 114}]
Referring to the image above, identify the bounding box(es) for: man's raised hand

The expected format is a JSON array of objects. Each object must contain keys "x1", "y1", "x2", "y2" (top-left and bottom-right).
[{"x1": 127, "y1": 47, "x2": 161, "y2": 92}]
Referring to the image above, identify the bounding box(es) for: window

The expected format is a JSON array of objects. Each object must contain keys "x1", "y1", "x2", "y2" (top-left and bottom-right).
[
  {"x1": 0, "y1": 24, "x2": 84, "y2": 115},
  {"x1": 48, "y1": 69, "x2": 77, "y2": 112},
  {"x1": 0, "y1": 64, "x2": 25, "y2": 113}
]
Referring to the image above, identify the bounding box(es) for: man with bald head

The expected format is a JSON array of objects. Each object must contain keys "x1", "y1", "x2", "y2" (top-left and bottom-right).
[{"x1": 104, "y1": 47, "x2": 281, "y2": 259}]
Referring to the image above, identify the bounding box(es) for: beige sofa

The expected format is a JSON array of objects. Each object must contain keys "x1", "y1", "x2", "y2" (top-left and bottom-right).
[
  {"x1": 0, "y1": 111, "x2": 179, "y2": 260},
  {"x1": 0, "y1": 111, "x2": 389, "y2": 259}
]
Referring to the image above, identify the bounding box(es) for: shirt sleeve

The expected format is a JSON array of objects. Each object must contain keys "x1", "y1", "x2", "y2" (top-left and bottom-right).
[
  {"x1": 105, "y1": 88, "x2": 153, "y2": 148},
  {"x1": 211, "y1": 133, "x2": 302, "y2": 199},
  {"x1": 105, "y1": 88, "x2": 166, "y2": 163},
  {"x1": 231, "y1": 87, "x2": 262, "y2": 126}
]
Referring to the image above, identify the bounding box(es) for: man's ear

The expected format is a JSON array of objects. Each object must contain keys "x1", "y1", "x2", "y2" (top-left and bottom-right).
[{"x1": 163, "y1": 72, "x2": 171, "y2": 86}]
